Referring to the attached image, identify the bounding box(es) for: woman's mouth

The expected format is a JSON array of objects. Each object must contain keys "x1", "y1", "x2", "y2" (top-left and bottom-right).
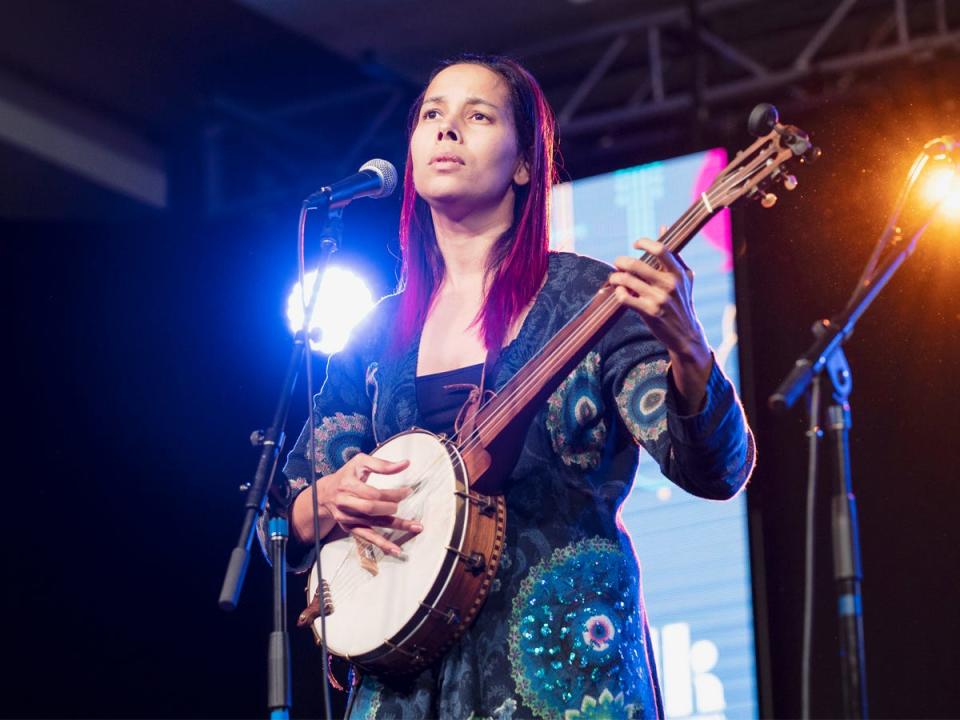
[{"x1": 430, "y1": 154, "x2": 465, "y2": 166}]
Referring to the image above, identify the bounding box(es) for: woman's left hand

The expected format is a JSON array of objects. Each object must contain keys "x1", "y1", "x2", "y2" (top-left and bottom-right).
[{"x1": 609, "y1": 237, "x2": 713, "y2": 413}]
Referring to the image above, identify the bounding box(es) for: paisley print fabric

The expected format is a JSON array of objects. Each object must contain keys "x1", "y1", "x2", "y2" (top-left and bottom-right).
[
  {"x1": 615, "y1": 359, "x2": 669, "y2": 444},
  {"x1": 508, "y1": 538, "x2": 655, "y2": 719},
  {"x1": 263, "y1": 252, "x2": 756, "y2": 718},
  {"x1": 545, "y1": 352, "x2": 607, "y2": 469},
  {"x1": 565, "y1": 688, "x2": 639, "y2": 720},
  {"x1": 310, "y1": 412, "x2": 370, "y2": 476}
]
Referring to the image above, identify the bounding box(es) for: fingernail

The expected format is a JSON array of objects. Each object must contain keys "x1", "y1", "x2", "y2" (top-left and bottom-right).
[{"x1": 410, "y1": 522, "x2": 424, "y2": 532}]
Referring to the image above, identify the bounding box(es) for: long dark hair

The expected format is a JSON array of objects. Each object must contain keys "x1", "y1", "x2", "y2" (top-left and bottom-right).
[{"x1": 394, "y1": 53, "x2": 558, "y2": 353}]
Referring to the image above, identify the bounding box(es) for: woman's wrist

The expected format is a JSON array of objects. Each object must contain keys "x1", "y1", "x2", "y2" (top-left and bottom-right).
[
  {"x1": 668, "y1": 341, "x2": 713, "y2": 415},
  {"x1": 290, "y1": 480, "x2": 335, "y2": 544}
]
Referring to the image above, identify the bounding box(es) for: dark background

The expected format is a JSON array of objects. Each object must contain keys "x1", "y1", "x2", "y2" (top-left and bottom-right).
[{"x1": 2, "y1": 2, "x2": 959, "y2": 718}]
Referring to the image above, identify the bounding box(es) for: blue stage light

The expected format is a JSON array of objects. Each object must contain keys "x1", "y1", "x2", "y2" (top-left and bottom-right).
[{"x1": 286, "y1": 267, "x2": 375, "y2": 354}]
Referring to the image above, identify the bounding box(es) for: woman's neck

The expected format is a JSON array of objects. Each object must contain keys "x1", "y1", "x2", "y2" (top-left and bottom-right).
[{"x1": 430, "y1": 191, "x2": 514, "y2": 295}]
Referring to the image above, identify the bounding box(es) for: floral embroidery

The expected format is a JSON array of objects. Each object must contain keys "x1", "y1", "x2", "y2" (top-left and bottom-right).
[
  {"x1": 564, "y1": 688, "x2": 638, "y2": 720},
  {"x1": 347, "y1": 679, "x2": 381, "y2": 719},
  {"x1": 508, "y1": 538, "x2": 648, "y2": 719},
  {"x1": 616, "y1": 360, "x2": 669, "y2": 444},
  {"x1": 311, "y1": 412, "x2": 370, "y2": 476},
  {"x1": 545, "y1": 352, "x2": 607, "y2": 469},
  {"x1": 582, "y1": 614, "x2": 616, "y2": 651}
]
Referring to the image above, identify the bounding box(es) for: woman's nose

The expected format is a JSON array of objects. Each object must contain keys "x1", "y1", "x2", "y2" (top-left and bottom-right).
[{"x1": 437, "y1": 126, "x2": 459, "y2": 142}]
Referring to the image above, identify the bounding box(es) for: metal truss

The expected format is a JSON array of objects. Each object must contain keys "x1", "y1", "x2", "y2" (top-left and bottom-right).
[
  {"x1": 201, "y1": 83, "x2": 408, "y2": 217},
  {"x1": 201, "y1": 0, "x2": 960, "y2": 215},
  {"x1": 512, "y1": 0, "x2": 960, "y2": 139}
]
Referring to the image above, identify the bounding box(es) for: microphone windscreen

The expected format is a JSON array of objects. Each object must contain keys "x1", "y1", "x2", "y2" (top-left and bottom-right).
[{"x1": 359, "y1": 159, "x2": 399, "y2": 198}]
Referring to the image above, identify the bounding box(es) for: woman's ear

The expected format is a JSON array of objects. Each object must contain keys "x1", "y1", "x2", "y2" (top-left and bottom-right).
[{"x1": 513, "y1": 158, "x2": 531, "y2": 187}]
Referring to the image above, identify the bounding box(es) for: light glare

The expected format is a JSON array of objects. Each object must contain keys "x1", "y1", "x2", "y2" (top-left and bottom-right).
[
  {"x1": 922, "y1": 165, "x2": 960, "y2": 219},
  {"x1": 286, "y1": 267, "x2": 375, "y2": 354}
]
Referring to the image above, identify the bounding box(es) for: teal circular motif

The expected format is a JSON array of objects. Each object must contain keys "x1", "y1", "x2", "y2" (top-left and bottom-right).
[
  {"x1": 617, "y1": 360, "x2": 669, "y2": 443},
  {"x1": 312, "y1": 412, "x2": 368, "y2": 475},
  {"x1": 546, "y1": 352, "x2": 607, "y2": 469},
  {"x1": 508, "y1": 538, "x2": 647, "y2": 719}
]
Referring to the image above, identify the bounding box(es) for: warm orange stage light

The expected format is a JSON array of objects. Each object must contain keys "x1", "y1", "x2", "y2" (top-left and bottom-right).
[{"x1": 922, "y1": 165, "x2": 960, "y2": 219}]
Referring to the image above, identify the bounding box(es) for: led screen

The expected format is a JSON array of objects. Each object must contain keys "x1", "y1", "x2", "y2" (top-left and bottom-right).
[{"x1": 550, "y1": 149, "x2": 757, "y2": 720}]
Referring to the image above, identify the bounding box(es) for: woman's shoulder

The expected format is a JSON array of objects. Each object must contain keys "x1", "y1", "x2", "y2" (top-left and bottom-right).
[
  {"x1": 546, "y1": 250, "x2": 613, "y2": 297},
  {"x1": 339, "y1": 289, "x2": 403, "y2": 356}
]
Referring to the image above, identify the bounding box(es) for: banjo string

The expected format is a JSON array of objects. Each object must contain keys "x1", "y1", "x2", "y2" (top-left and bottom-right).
[{"x1": 454, "y1": 150, "x2": 773, "y2": 456}]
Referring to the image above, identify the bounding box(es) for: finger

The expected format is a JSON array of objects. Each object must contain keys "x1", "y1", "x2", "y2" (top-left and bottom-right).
[
  {"x1": 336, "y1": 493, "x2": 402, "y2": 518},
  {"x1": 614, "y1": 287, "x2": 665, "y2": 318},
  {"x1": 335, "y1": 508, "x2": 422, "y2": 533},
  {"x1": 608, "y1": 271, "x2": 670, "y2": 304},
  {"x1": 364, "y1": 514, "x2": 424, "y2": 534},
  {"x1": 352, "y1": 455, "x2": 410, "y2": 478},
  {"x1": 351, "y1": 526, "x2": 405, "y2": 558},
  {"x1": 612, "y1": 255, "x2": 675, "y2": 291},
  {"x1": 633, "y1": 238, "x2": 685, "y2": 276},
  {"x1": 341, "y1": 477, "x2": 412, "y2": 502}
]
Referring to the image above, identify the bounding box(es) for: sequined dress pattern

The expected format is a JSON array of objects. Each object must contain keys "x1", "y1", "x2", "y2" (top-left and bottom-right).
[{"x1": 269, "y1": 252, "x2": 756, "y2": 719}]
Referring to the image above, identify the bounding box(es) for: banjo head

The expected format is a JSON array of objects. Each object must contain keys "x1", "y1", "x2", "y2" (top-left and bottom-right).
[{"x1": 306, "y1": 429, "x2": 467, "y2": 660}]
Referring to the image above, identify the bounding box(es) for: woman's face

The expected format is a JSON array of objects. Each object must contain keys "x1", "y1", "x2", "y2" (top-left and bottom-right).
[{"x1": 410, "y1": 63, "x2": 530, "y2": 216}]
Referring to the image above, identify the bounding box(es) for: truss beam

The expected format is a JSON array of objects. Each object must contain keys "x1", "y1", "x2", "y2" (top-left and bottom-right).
[{"x1": 512, "y1": 0, "x2": 959, "y2": 138}]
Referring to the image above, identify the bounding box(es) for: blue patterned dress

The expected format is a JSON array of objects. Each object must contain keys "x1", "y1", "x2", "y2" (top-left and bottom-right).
[{"x1": 274, "y1": 251, "x2": 755, "y2": 719}]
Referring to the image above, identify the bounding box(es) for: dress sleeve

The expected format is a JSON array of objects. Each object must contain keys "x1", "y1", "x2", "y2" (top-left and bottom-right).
[
  {"x1": 255, "y1": 313, "x2": 379, "y2": 572},
  {"x1": 600, "y1": 310, "x2": 756, "y2": 500}
]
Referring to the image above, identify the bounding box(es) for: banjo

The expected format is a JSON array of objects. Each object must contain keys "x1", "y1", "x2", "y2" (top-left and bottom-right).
[{"x1": 298, "y1": 104, "x2": 819, "y2": 675}]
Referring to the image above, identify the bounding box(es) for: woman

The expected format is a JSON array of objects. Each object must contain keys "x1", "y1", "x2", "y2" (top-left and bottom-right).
[{"x1": 279, "y1": 54, "x2": 755, "y2": 719}]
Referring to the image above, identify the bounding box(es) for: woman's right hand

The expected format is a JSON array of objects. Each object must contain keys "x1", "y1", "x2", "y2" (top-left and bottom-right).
[{"x1": 290, "y1": 453, "x2": 422, "y2": 557}]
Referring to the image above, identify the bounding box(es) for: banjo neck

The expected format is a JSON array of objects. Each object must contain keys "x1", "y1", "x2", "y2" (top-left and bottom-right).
[
  {"x1": 460, "y1": 196, "x2": 715, "y2": 463},
  {"x1": 454, "y1": 111, "x2": 818, "y2": 485}
]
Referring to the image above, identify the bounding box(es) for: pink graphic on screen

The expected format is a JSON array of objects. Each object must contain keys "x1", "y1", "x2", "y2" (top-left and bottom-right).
[{"x1": 691, "y1": 148, "x2": 734, "y2": 272}]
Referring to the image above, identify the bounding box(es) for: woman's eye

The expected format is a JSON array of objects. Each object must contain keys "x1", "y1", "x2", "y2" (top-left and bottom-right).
[
  {"x1": 471, "y1": 112, "x2": 489, "y2": 121},
  {"x1": 423, "y1": 109, "x2": 440, "y2": 120}
]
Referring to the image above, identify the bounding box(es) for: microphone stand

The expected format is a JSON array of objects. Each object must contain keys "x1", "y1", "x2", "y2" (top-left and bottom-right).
[
  {"x1": 219, "y1": 191, "x2": 340, "y2": 719},
  {"x1": 769, "y1": 142, "x2": 951, "y2": 719}
]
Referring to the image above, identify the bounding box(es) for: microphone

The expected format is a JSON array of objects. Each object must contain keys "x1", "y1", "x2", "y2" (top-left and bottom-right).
[{"x1": 304, "y1": 159, "x2": 398, "y2": 210}]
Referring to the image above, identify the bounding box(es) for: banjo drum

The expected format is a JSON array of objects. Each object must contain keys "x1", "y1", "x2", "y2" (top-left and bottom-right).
[{"x1": 300, "y1": 428, "x2": 506, "y2": 676}]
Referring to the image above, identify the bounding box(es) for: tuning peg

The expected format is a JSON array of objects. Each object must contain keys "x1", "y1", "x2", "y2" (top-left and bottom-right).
[
  {"x1": 801, "y1": 146, "x2": 822, "y2": 163},
  {"x1": 783, "y1": 174, "x2": 798, "y2": 191},
  {"x1": 761, "y1": 192, "x2": 778, "y2": 208},
  {"x1": 748, "y1": 103, "x2": 779, "y2": 137}
]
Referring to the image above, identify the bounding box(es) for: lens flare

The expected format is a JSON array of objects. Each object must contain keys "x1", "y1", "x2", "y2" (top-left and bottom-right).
[
  {"x1": 922, "y1": 165, "x2": 960, "y2": 219},
  {"x1": 286, "y1": 267, "x2": 375, "y2": 354}
]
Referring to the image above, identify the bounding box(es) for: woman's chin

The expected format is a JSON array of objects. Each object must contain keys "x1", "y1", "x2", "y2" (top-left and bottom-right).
[
  {"x1": 419, "y1": 188, "x2": 472, "y2": 212},
  {"x1": 417, "y1": 184, "x2": 510, "y2": 220}
]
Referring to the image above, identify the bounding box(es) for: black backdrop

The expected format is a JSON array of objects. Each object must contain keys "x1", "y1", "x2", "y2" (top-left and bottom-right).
[{"x1": 3, "y1": 60, "x2": 960, "y2": 719}]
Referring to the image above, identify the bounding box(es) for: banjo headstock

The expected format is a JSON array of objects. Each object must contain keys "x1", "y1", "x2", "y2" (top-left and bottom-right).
[{"x1": 704, "y1": 103, "x2": 821, "y2": 212}]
